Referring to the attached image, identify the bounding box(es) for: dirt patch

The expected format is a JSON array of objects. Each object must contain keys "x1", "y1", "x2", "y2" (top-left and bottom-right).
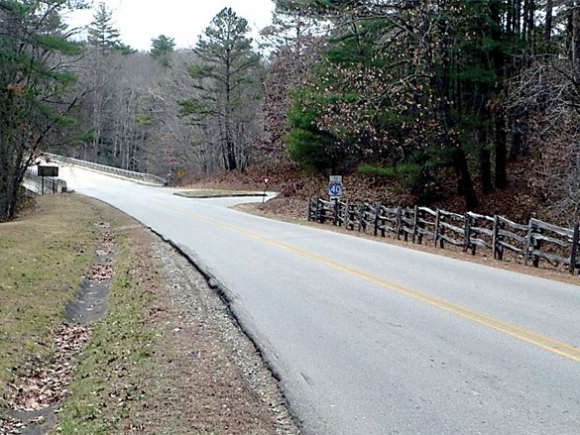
[
  {"x1": 63, "y1": 222, "x2": 116, "y2": 324},
  {"x1": 2, "y1": 325, "x2": 91, "y2": 434}
]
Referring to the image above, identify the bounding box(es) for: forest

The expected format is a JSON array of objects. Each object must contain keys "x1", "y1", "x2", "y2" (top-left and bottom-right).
[{"x1": 2, "y1": 0, "x2": 580, "y2": 226}]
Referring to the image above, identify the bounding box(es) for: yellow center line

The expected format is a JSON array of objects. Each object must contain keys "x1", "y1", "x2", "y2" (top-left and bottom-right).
[{"x1": 156, "y1": 199, "x2": 580, "y2": 363}]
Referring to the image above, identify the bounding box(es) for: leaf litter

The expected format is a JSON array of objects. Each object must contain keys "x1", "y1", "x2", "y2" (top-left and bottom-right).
[{"x1": 1, "y1": 219, "x2": 115, "y2": 434}]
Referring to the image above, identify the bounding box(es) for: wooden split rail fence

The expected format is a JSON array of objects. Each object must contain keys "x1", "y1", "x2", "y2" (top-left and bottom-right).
[{"x1": 307, "y1": 198, "x2": 580, "y2": 275}]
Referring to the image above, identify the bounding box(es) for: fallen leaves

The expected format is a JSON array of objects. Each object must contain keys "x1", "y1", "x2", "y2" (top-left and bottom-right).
[
  {"x1": 0, "y1": 415, "x2": 26, "y2": 434},
  {"x1": 6, "y1": 324, "x2": 91, "y2": 412},
  {"x1": 1, "y1": 219, "x2": 117, "y2": 433},
  {"x1": 91, "y1": 222, "x2": 116, "y2": 282}
]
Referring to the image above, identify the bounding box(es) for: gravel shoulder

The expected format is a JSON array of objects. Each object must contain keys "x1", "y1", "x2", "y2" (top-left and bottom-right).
[{"x1": 131, "y1": 228, "x2": 301, "y2": 434}]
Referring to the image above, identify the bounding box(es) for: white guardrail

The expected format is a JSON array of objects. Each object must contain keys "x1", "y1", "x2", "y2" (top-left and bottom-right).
[
  {"x1": 22, "y1": 153, "x2": 167, "y2": 195},
  {"x1": 45, "y1": 153, "x2": 167, "y2": 187}
]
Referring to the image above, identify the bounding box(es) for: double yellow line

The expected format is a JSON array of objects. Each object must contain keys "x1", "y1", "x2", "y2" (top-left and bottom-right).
[{"x1": 157, "y1": 199, "x2": 580, "y2": 363}]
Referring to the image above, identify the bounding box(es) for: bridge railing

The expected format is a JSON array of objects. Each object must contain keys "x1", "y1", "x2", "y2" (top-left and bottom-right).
[
  {"x1": 45, "y1": 153, "x2": 167, "y2": 186},
  {"x1": 23, "y1": 166, "x2": 68, "y2": 194}
]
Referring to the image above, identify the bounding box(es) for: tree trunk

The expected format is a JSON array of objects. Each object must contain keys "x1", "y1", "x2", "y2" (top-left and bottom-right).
[
  {"x1": 494, "y1": 110, "x2": 508, "y2": 189},
  {"x1": 568, "y1": 3, "x2": 580, "y2": 67},
  {"x1": 509, "y1": 116, "x2": 524, "y2": 161},
  {"x1": 545, "y1": 0, "x2": 553, "y2": 40},
  {"x1": 453, "y1": 148, "x2": 478, "y2": 210},
  {"x1": 226, "y1": 137, "x2": 237, "y2": 171},
  {"x1": 478, "y1": 126, "x2": 492, "y2": 195}
]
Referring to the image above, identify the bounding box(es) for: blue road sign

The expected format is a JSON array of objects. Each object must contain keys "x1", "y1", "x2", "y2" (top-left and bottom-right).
[{"x1": 328, "y1": 183, "x2": 342, "y2": 196}]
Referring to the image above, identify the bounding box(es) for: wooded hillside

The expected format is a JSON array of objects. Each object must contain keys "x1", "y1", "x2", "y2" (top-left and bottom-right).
[{"x1": 3, "y1": 0, "x2": 580, "y2": 226}]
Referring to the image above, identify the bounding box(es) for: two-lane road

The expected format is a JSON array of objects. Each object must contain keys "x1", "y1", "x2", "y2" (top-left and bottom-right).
[{"x1": 59, "y1": 165, "x2": 580, "y2": 434}]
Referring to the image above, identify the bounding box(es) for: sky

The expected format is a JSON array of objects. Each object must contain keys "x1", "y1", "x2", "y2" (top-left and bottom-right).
[{"x1": 65, "y1": 0, "x2": 276, "y2": 52}]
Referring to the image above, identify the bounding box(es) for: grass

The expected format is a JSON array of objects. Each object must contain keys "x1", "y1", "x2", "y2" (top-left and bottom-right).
[
  {"x1": 54, "y1": 243, "x2": 158, "y2": 434},
  {"x1": 47, "y1": 196, "x2": 167, "y2": 434},
  {"x1": 1, "y1": 192, "x2": 293, "y2": 434},
  {"x1": 0, "y1": 195, "x2": 99, "y2": 409},
  {"x1": 0, "y1": 194, "x2": 164, "y2": 432}
]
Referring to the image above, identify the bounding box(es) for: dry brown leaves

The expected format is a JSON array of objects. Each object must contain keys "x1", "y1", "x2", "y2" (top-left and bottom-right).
[
  {"x1": 91, "y1": 222, "x2": 116, "y2": 282},
  {"x1": 0, "y1": 416, "x2": 26, "y2": 434},
  {"x1": 1, "y1": 219, "x2": 117, "y2": 434},
  {"x1": 89, "y1": 263, "x2": 114, "y2": 282},
  {"x1": 6, "y1": 324, "x2": 91, "y2": 412}
]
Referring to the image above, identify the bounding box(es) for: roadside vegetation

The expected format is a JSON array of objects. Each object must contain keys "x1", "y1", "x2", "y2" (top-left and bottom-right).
[
  {"x1": 0, "y1": 195, "x2": 299, "y2": 434},
  {"x1": 4, "y1": 1, "x2": 580, "y2": 228},
  {"x1": 0, "y1": 195, "x2": 99, "y2": 409}
]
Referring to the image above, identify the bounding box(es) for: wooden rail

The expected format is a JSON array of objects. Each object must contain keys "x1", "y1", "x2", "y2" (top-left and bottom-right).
[{"x1": 307, "y1": 198, "x2": 580, "y2": 275}]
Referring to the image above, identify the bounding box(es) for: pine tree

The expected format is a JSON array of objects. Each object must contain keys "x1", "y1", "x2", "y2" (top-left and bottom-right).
[
  {"x1": 150, "y1": 34, "x2": 176, "y2": 67},
  {"x1": 179, "y1": 7, "x2": 261, "y2": 171},
  {"x1": 0, "y1": 0, "x2": 83, "y2": 220},
  {"x1": 88, "y1": 2, "x2": 132, "y2": 53}
]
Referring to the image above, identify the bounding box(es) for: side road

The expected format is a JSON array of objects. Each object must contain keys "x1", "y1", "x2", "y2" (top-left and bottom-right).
[{"x1": 0, "y1": 194, "x2": 300, "y2": 435}]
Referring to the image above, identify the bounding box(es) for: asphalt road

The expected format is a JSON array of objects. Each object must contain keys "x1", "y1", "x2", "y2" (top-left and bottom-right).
[{"x1": 58, "y1": 165, "x2": 580, "y2": 435}]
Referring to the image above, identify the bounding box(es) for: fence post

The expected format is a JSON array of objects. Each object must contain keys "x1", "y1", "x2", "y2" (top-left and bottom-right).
[
  {"x1": 439, "y1": 212, "x2": 446, "y2": 249},
  {"x1": 315, "y1": 197, "x2": 321, "y2": 223},
  {"x1": 374, "y1": 203, "x2": 381, "y2": 236},
  {"x1": 362, "y1": 203, "x2": 369, "y2": 233},
  {"x1": 333, "y1": 198, "x2": 339, "y2": 226},
  {"x1": 533, "y1": 229, "x2": 542, "y2": 267},
  {"x1": 402, "y1": 208, "x2": 409, "y2": 242},
  {"x1": 379, "y1": 205, "x2": 386, "y2": 237},
  {"x1": 412, "y1": 206, "x2": 419, "y2": 243},
  {"x1": 345, "y1": 202, "x2": 350, "y2": 229},
  {"x1": 524, "y1": 219, "x2": 532, "y2": 266},
  {"x1": 492, "y1": 215, "x2": 501, "y2": 260},
  {"x1": 464, "y1": 213, "x2": 475, "y2": 255},
  {"x1": 358, "y1": 202, "x2": 365, "y2": 232},
  {"x1": 570, "y1": 222, "x2": 579, "y2": 274},
  {"x1": 395, "y1": 206, "x2": 402, "y2": 240},
  {"x1": 463, "y1": 213, "x2": 471, "y2": 252},
  {"x1": 434, "y1": 209, "x2": 441, "y2": 247},
  {"x1": 524, "y1": 219, "x2": 541, "y2": 267}
]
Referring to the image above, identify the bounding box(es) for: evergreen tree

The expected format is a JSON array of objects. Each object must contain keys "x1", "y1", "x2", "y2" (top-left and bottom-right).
[
  {"x1": 179, "y1": 7, "x2": 261, "y2": 171},
  {"x1": 88, "y1": 2, "x2": 133, "y2": 53},
  {"x1": 150, "y1": 34, "x2": 175, "y2": 67},
  {"x1": 286, "y1": 90, "x2": 335, "y2": 172},
  {"x1": 0, "y1": 0, "x2": 83, "y2": 220},
  {"x1": 280, "y1": 1, "x2": 536, "y2": 209}
]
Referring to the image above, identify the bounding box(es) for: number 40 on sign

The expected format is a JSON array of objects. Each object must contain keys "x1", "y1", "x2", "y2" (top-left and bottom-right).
[{"x1": 328, "y1": 175, "x2": 343, "y2": 199}]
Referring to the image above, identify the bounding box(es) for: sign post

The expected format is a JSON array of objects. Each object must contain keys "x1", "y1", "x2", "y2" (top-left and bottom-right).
[
  {"x1": 262, "y1": 173, "x2": 270, "y2": 204},
  {"x1": 38, "y1": 165, "x2": 59, "y2": 195},
  {"x1": 328, "y1": 175, "x2": 343, "y2": 200}
]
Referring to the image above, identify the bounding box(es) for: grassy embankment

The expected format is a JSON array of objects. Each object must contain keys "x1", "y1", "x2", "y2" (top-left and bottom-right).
[
  {"x1": 0, "y1": 195, "x2": 98, "y2": 408},
  {"x1": 1, "y1": 193, "x2": 298, "y2": 435},
  {"x1": 0, "y1": 195, "x2": 166, "y2": 432}
]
